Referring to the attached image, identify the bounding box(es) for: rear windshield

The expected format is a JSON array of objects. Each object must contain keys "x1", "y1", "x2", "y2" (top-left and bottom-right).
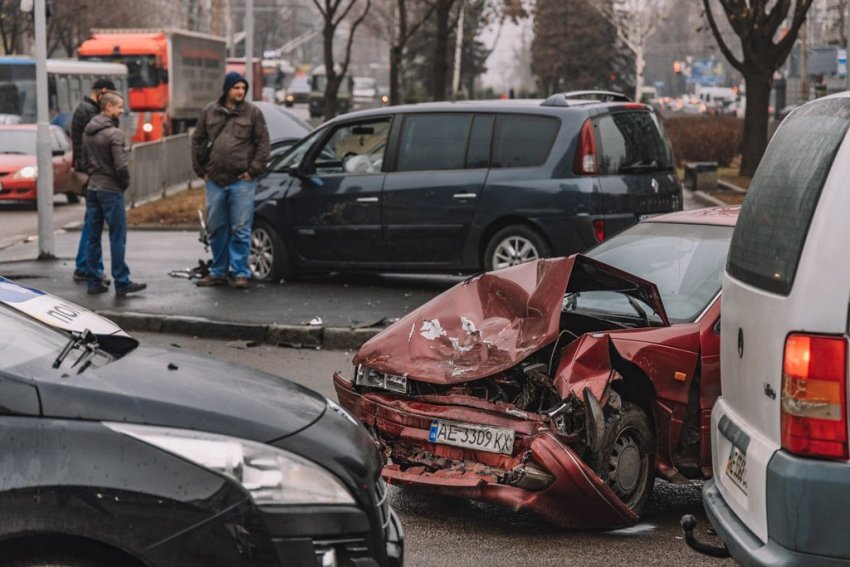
[
  {"x1": 727, "y1": 98, "x2": 850, "y2": 295},
  {"x1": 595, "y1": 111, "x2": 673, "y2": 174}
]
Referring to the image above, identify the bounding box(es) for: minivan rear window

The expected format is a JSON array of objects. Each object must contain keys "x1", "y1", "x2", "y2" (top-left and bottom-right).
[
  {"x1": 727, "y1": 98, "x2": 850, "y2": 295},
  {"x1": 595, "y1": 111, "x2": 673, "y2": 174},
  {"x1": 491, "y1": 114, "x2": 558, "y2": 168}
]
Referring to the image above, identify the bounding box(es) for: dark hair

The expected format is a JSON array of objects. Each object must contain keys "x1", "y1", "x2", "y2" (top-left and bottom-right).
[{"x1": 92, "y1": 78, "x2": 117, "y2": 91}]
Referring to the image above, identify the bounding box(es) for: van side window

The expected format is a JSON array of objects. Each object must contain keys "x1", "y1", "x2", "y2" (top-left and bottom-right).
[
  {"x1": 465, "y1": 114, "x2": 493, "y2": 169},
  {"x1": 491, "y1": 114, "x2": 558, "y2": 168},
  {"x1": 728, "y1": 99, "x2": 850, "y2": 295},
  {"x1": 396, "y1": 113, "x2": 471, "y2": 171},
  {"x1": 595, "y1": 111, "x2": 672, "y2": 174}
]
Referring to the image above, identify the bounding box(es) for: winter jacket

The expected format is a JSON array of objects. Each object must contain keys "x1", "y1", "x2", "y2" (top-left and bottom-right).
[
  {"x1": 191, "y1": 99, "x2": 270, "y2": 185},
  {"x1": 71, "y1": 96, "x2": 99, "y2": 171},
  {"x1": 82, "y1": 114, "x2": 129, "y2": 193}
]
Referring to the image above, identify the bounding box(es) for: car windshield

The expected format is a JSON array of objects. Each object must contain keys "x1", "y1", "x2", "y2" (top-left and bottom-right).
[
  {"x1": 270, "y1": 126, "x2": 326, "y2": 172},
  {"x1": 0, "y1": 129, "x2": 35, "y2": 153},
  {"x1": 0, "y1": 304, "x2": 70, "y2": 371},
  {"x1": 576, "y1": 221, "x2": 733, "y2": 323}
]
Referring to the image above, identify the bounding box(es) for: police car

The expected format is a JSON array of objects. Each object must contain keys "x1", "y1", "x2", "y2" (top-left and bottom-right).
[{"x1": 0, "y1": 277, "x2": 403, "y2": 567}]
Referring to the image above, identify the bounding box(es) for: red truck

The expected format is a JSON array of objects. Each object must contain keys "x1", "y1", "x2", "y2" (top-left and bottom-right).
[{"x1": 78, "y1": 29, "x2": 226, "y2": 142}]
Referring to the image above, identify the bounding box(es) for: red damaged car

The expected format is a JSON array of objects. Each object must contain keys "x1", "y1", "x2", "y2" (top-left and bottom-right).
[{"x1": 334, "y1": 207, "x2": 737, "y2": 529}]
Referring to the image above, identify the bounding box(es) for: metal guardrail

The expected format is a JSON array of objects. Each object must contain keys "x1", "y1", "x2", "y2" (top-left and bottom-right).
[{"x1": 126, "y1": 134, "x2": 195, "y2": 207}]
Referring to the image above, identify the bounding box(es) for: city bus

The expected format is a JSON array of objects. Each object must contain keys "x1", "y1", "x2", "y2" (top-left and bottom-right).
[{"x1": 0, "y1": 57, "x2": 131, "y2": 137}]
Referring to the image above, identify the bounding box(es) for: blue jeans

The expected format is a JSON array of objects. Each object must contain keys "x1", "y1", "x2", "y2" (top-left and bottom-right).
[
  {"x1": 205, "y1": 179, "x2": 256, "y2": 279},
  {"x1": 75, "y1": 200, "x2": 104, "y2": 276},
  {"x1": 85, "y1": 189, "x2": 131, "y2": 289}
]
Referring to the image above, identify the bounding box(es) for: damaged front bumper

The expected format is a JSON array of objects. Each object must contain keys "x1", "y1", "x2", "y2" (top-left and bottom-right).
[{"x1": 334, "y1": 372, "x2": 638, "y2": 529}]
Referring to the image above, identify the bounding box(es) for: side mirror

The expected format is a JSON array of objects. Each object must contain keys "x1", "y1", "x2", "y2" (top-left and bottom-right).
[{"x1": 713, "y1": 318, "x2": 721, "y2": 335}]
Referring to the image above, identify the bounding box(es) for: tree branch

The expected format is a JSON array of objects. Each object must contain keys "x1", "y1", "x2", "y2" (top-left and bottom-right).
[
  {"x1": 340, "y1": 0, "x2": 372, "y2": 79},
  {"x1": 702, "y1": 0, "x2": 744, "y2": 72}
]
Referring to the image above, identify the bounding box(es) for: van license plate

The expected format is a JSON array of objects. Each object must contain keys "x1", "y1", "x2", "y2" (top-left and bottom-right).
[
  {"x1": 725, "y1": 444, "x2": 748, "y2": 494},
  {"x1": 428, "y1": 419, "x2": 514, "y2": 455}
]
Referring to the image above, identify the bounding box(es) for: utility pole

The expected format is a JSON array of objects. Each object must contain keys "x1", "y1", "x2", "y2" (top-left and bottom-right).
[
  {"x1": 451, "y1": 0, "x2": 466, "y2": 99},
  {"x1": 33, "y1": 0, "x2": 54, "y2": 259},
  {"x1": 245, "y1": 0, "x2": 254, "y2": 99}
]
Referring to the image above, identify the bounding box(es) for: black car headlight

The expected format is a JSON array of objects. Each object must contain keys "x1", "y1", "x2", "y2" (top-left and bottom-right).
[
  {"x1": 355, "y1": 364, "x2": 408, "y2": 394},
  {"x1": 105, "y1": 422, "x2": 355, "y2": 505}
]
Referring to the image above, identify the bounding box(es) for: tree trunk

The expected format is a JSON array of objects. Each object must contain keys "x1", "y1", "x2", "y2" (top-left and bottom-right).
[
  {"x1": 390, "y1": 44, "x2": 402, "y2": 105},
  {"x1": 432, "y1": 0, "x2": 452, "y2": 101},
  {"x1": 739, "y1": 69, "x2": 773, "y2": 177},
  {"x1": 322, "y1": 23, "x2": 338, "y2": 119}
]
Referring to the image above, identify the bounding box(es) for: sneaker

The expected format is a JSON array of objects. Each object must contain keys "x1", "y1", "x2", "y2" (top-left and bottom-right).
[
  {"x1": 116, "y1": 282, "x2": 147, "y2": 296},
  {"x1": 87, "y1": 283, "x2": 109, "y2": 294},
  {"x1": 74, "y1": 271, "x2": 111, "y2": 286},
  {"x1": 233, "y1": 277, "x2": 250, "y2": 289},
  {"x1": 196, "y1": 275, "x2": 227, "y2": 287}
]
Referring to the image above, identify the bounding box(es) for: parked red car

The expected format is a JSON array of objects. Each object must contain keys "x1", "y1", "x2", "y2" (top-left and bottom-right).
[
  {"x1": 335, "y1": 207, "x2": 738, "y2": 528},
  {"x1": 0, "y1": 124, "x2": 75, "y2": 203}
]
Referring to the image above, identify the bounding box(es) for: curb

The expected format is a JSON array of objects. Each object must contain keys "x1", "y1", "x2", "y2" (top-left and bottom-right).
[
  {"x1": 98, "y1": 310, "x2": 382, "y2": 351},
  {"x1": 691, "y1": 190, "x2": 728, "y2": 207}
]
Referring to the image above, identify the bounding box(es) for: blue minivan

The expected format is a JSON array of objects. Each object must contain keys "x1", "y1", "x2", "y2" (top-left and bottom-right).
[{"x1": 249, "y1": 92, "x2": 682, "y2": 281}]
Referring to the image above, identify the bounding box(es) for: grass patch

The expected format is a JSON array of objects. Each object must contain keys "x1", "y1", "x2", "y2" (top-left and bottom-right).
[{"x1": 127, "y1": 186, "x2": 205, "y2": 226}]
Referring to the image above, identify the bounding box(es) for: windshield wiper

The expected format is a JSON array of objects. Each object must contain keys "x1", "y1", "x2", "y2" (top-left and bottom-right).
[{"x1": 53, "y1": 328, "x2": 99, "y2": 371}]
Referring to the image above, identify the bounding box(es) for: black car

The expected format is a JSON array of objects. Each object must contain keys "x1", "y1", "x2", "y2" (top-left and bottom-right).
[
  {"x1": 252, "y1": 101, "x2": 311, "y2": 161},
  {"x1": 250, "y1": 91, "x2": 682, "y2": 282},
  {"x1": 0, "y1": 277, "x2": 403, "y2": 567}
]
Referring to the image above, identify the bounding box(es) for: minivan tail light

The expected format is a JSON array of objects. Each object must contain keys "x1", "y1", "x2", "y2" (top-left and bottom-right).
[
  {"x1": 593, "y1": 219, "x2": 606, "y2": 242},
  {"x1": 781, "y1": 333, "x2": 848, "y2": 460},
  {"x1": 573, "y1": 119, "x2": 597, "y2": 175}
]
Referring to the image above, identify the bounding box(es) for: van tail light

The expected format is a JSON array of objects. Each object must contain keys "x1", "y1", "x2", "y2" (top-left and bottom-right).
[
  {"x1": 593, "y1": 219, "x2": 606, "y2": 242},
  {"x1": 573, "y1": 119, "x2": 597, "y2": 175},
  {"x1": 781, "y1": 333, "x2": 848, "y2": 460}
]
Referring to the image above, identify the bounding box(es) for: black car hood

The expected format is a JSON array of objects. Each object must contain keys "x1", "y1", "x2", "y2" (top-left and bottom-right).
[{"x1": 36, "y1": 347, "x2": 327, "y2": 444}]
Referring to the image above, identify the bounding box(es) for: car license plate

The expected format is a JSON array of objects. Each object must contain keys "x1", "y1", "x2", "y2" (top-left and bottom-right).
[
  {"x1": 428, "y1": 419, "x2": 514, "y2": 455},
  {"x1": 725, "y1": 444, "x2": 748, "y2": 494}
]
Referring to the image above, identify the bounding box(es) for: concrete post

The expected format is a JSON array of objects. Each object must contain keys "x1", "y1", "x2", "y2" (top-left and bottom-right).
[
  {"x1": 244, "y1": 0, "x2": 254, "y2": 100},
  {"x1": 34, "y1": 0, "x2": 54, "y2": 259}
]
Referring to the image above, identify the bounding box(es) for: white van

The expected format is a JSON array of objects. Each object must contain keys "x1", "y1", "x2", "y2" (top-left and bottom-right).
[{"x1": 703, "y1": 93, "x2": 850, "y2": 564}]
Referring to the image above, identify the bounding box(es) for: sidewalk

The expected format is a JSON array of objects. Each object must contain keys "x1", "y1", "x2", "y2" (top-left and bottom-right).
[{"x1": 0, "y1": 229, "x2": 454, "y2": 350}]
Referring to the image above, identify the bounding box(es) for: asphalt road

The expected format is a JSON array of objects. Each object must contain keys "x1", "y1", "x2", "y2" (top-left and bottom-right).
[
  {"x1": 134, "y1": 331, "x2": 733, "y2": 567},
  {"x1": 0, "y1": 194, "x2": 84, "y2": 251}
]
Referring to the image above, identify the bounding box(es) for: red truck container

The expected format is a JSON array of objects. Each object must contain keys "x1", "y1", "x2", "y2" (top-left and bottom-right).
[{"x1": 78, "y1": 29, "x2": 226, "y2": 142}]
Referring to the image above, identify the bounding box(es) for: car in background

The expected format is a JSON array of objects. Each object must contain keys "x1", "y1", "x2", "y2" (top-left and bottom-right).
[
  {"x1": 334, "y1": 207, "x2": 737, "y2": 527},
  {"x1": 0, "y1": 124, "x2": 76, "y2": 204},
  {"x1": 282, "y1": 76, "x2": 310, "y2": 107},
  {"x1": 0, "y1": 276, "x2": 403, "y2": 566},
  {"x1": 698, "y1": 93, "x2": 850, "y2": 565},
  {"x1": 252, "y1": 101, "x2": 311, "y2": 161},
  {"x1": 249, "y1": 91, "x2": 682, "y2": 282},
  {"x1": 353, "y1": 76, "x2": 379, "y2": 109}
]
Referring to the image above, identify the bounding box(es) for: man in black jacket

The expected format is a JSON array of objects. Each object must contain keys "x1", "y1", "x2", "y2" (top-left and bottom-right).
[
  {"x1": 82, "y1": 91, "x2": 146, "y2": 296},
  {"x1": 70, "y1": 78, "x2": 114, "y2": 285}
]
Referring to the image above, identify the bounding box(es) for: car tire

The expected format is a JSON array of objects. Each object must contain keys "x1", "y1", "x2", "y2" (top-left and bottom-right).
[
  {"x1": 65, "y1": 192, "x2": 80, "y2": 204},
  {"x1": 483, "y1": 225, "x2": 552, "y2": 272},
  {"x1": 588, "y1": 401, "x2": 656, "y2": 517},
  {"x1": 250, "y1": 219, "x2": 295, "y2": 282}
]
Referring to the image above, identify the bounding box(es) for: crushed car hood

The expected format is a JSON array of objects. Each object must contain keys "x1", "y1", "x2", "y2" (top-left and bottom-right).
[{"x1": 354, "y1": 255, "x2": 668, "y2": 384}]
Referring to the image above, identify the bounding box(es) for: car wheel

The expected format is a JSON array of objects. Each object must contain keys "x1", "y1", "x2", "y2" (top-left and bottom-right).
[
  {"x1": 588, "y1": 401, "x2": 655, "y2": 517},
  {"x1": 65, "y1": 192, "x2": 80, "y2": 204},
  {"x1": 250, "y1": 220, "x2": 294, "y2": 282},
  {"x1": 483, "y1": 225, "x2": 552, "y2": 271}
]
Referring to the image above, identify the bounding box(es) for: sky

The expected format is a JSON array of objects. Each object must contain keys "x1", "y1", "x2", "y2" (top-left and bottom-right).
[{"x1": 479, "y1": 18, "x2": 527, "y2": 92}]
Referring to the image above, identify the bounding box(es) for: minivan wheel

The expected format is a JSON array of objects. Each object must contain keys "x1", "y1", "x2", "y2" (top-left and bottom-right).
[
  {"x1": 250, "y1": 220, "x2": 294, "y2": 282},
  {"x1": 484, "y1": 225, "x2": 552, "y2": 271},
  {"x1": 588, "y1": 402, "x2": 655, "y2": 517}
]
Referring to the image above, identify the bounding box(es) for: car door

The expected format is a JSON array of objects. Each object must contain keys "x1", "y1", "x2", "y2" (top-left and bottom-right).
[
  {"x1": 285, "y1": 116, "x2": 392, "y2": 264},
  {"x1": 49, "y1": 128, "x2": 71, "y2": 193},
  {"x1": 382, "y1": 112, "x2": 490, "y2": 266}
]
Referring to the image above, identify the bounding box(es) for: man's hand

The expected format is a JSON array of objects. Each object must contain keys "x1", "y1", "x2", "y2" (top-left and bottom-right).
[{"x1": 239, "y1": 172, "x2": 252, "y2": 181}]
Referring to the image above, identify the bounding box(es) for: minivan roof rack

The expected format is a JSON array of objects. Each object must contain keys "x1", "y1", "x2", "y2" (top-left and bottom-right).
[{"x1": 541, "y1": 91, "x2": 632, "y2": 107}]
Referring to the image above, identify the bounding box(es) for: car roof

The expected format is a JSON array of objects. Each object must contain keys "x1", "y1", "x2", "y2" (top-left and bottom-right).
[{"x1": 647, "y1": 206, "x2": 740, "y2": 227}]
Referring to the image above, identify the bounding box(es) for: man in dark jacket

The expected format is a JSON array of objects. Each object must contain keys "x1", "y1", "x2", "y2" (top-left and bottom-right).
[
  {"x1": 70, "y1": 78, "x2": 114, "y2": 285},
  {"x1": 82, "y1": 91, "x2": 146, "y2": 296},
  {"x1": 191, "y1": 71, "x2": 270, "y2": 289}
]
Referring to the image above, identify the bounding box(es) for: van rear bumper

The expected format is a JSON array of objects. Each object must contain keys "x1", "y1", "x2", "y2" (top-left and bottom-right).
[{"x1": 703, "y1": 477, "x2": 850, "y2": 567}]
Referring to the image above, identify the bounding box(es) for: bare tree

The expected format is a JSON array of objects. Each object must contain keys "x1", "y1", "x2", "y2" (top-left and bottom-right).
[
  {"x1": 593, "y1": 0, "x2": 673, "y2": 102},
  {"x1": 312, "y1": 0, "x2": 372, "y2": 118},
  {"x1": 0, "y1": 0, "x2": 33, "y2": 54},
  {"x1": 703, "y1": 0, "x2": 814, "y2": 177}
]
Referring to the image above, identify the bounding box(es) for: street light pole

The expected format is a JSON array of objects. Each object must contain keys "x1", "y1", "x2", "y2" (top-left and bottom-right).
[
  {"x1": 34, "y1": 0, "x2": 55, "y2": 259},
  {"x1": 244, "y1": 0, "x2": 254, "y2": 100}
]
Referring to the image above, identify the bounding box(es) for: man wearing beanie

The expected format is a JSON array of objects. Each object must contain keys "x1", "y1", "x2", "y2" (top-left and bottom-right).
[{"x1": 191, "y1": 71, "x2": 270, "y2": 289}]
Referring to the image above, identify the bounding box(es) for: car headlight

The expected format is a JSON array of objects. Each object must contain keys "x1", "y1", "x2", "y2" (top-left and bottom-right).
[
  {"x1": 104, "y1": 422, "x2": 355, "y2": 505},
  {"x1": 142, "y1": 122, "x2": 154, "y2": 133},
  {"x1": 354, "y1": 364, "x2": 408, "y2": 394},
  {"x1": 13, "y1": 166, "x2": 37, "y2": 179}
]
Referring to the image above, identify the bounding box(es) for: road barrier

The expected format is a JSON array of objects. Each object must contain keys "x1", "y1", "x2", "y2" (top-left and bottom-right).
[{"x1": 126, "y1": 134, "x2": 195, "y2": 207}]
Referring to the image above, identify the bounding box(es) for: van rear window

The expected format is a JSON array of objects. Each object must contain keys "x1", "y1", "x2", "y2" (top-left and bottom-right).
[
  {"x1": 727, "y1": 98, "x2": 850, "y2": 295},
  {"x1": 595, "y1": 111, "x2": 673, "y2": 174}
]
